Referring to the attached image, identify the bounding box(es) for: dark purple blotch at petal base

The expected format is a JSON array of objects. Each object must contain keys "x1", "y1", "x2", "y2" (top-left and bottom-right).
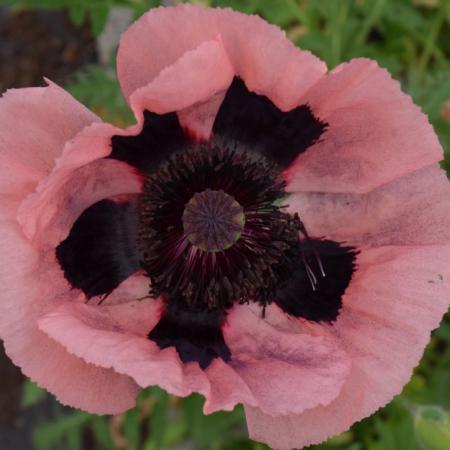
[
  {"x1": 110, "y1": 111, "x2": 188, "y2": 174},
  {"x1": 109, "y1": 77, "x2": 326, "y2": 175},
  {"x1": 274, "y1": 240, "x2": 358, "y2": 322},
  {"x1": 213, "y1": 77, "x2": 328, "y2": 169},
  {"x1": 56, "y1": 199, "x2": 141, "y2": 298},
  {"x1": 148, "y1": 302, "x2": 231, "y2": 369}
]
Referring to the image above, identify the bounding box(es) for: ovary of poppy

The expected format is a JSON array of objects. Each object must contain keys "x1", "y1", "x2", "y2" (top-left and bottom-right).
[{"x1": 1, "y1": 4, "x2": 450, "y2": 450}]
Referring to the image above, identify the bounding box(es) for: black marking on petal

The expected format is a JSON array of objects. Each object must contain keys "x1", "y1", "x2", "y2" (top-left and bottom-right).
[
  {"x1": 148, "y1": 302, "x2": 231, "y2": 369},
  {"x1": 56, "y1": 199, "x2": 141, "y2": 298},
  {"x1": 110, "y1": 111, "x2": 188, "y2": 174},
  {"x1": 274, "y1": 240, "x2": 358, "y2": 323},
  {"x1": 213, "y1": 77, "x2": 327, "y2": 169}
]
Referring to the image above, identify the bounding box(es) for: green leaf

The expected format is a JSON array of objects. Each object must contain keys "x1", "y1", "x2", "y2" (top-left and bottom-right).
[
  {"x1": 66, "y1": 65, "x2": 134, "y2": 125},
  {"x1": 92, "y1": 417, "x2": 120, "y2": 450},
  {"x1": 0, "y1": 0, "x2": 67, "y2": 7},
  {"x1": 414, "y1": 406, "x2": 450, "y2": 450},
  {"x1": 21, "y1": 381, "x2": 46, "y2": 408},
  {"x1": 66, "y1": 426, "x2": 83, "y2": 450},
  {"x1": 123, "y1": 408, "x2": 141, "y2": 450},
  {"x1": 182, "y1": 394, "x2": 247, "y2": 450},
  {"x1": 68, "y1": 5, "x2": 86, "y2": 27},
  {"x1": 33, "y1": 412, "x2": 91, "y2": 450},
  {"x1": 88, "y1": 4, "x2": 110, "y2": 36},
  {"x1": 148, "y1": 388, "x2": 170, "y2": 449}
]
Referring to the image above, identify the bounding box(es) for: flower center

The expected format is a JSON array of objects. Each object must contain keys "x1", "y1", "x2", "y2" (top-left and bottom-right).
[
  {"x1": 182, "y1": 189, "x2": 245, "y2": 253},
  {"x1": 137, "y1": 144, "x2": 306, "y2": 310}
]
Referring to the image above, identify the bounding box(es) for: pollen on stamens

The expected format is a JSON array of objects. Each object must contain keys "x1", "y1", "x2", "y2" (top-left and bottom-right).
[{"x1": 182, "y1": 189, "x2": 245, "y2": 253}]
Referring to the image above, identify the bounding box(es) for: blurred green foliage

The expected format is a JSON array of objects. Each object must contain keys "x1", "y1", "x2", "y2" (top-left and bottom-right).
[
  {"x1": 0, "y1": 0, "x2": 162, "y2": 35},
  {"x1": 11, "y1": 0, "x2": 450, "y2": 449}
]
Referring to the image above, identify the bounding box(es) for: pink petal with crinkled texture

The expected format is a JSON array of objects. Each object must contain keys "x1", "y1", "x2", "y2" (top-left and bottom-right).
[
  {"x1": 0, "y1": 81, "x2": 99, "y2": 196},
  {"x1": 91, "y1": 272, "x2": 151, "y2": 306},
  {"x1": 178, "y1": 92, "x2": 226, "y2": 143},
  {"x1": 118, "y1": 4, "x2": 326, "y2": 111},
  {"x1": 202, "y1": 357, "x2": 256, "y2": 414},
  {"x1": 130, "y1": 39, "x2": 234, "y2": 140},
  {"x1": 0, "y1": 194, "x2": 22, "y2": 222},
  {"x1": 54, "y1": 122, "x2": 125, "y2": 172},
  {"x1": 285, "y1": 59, "x2": 443, "y2": 194},
  {"x1": 40, "y1": 299, "x2": 161, "y2": 343},
  {"x1": 218, "y1": 304, "x2": 350, "y2": 416},
  {"x1": 38, "y1": 300, "x2": 210, "y2": 398},
  {"x1": 17, "y1": 158, "x2": 142, "y2": 249},
  {"x1": 245, "y1": 244, "x2": 450, "y2": 450},
  {"x1": 38, "y1": 299, "x2": 350, "y2": 417},
  {"x1": 0, "y1": 92, "x2": 149, "y2": 410},
  {"x1": 288, "y1": 164, "x2": 450, "y2": 247},
  {"x1": 0, "y1": 219, "x2": 139, "y2": 414}
]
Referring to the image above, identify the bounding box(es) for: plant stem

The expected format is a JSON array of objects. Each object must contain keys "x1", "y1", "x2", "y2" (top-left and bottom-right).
[{"x1": 417, "y1": 4, "x2": 446, "y2": 80}]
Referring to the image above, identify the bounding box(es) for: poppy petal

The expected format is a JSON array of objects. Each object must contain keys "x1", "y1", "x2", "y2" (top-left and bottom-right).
[
  {"x1": 56, "y1": 198, "x2": 141, "y2": 298},
  {"x1": 110, "y1": 111, "x2": 188, "y2": 174},
  {"x1": 219, "y1": 304, "x2": 351, "y2": 416},
  {"x1": 0, "y1": 220, "x2": 139, "y2": 414},
  {"x1": 285, "y1": 59, "x2": 443, "y2": 194},
  {"x1": 212, "y1": 77, "x2": 327, "y2": 169},
  {"x1": 148, "y1": 303, "x2": 231, "y2": 370},
  {"x1": 37, "y1": 299, "x2": 211, "y2": 399},
  {"x1": 274, "y1": 240, "x2": 357, "y2": 322},
  {"x1": 129, "y1": 39, "x2": 234, "y2": 141},
  {"x1": 39, "y1": 299, "x2": 161, "y2": 349},
  {"x1": 117, "y1": 4, "x2": 325, "y2": 109},
  {"x1": 202, "y1": 357, "x2": 257, "y2": 413},
  {"x1": 245, "y1": 244, "x2": 450, "y2": 449},
  {"x1": 55, "y1": 122, "x2": 124, "y2": 171},
  {"x1": 89, "y1": 271, "x2": 151, "y2": 306},
  {"x1": 17, "y1": 158, "x2": 142, "y2": 249},
  {"x1": 288, "y1": 165, "x2": 450, "y2": 248},
  {"x1": 38, "y1": 299, "x2": 351, "y2": 416},
  {"x1": 0, "y1": 81, "x2": 99, "y2": 196},
  {"x1": 15, "y1": 155, "x2": 142, "y2": 297}
]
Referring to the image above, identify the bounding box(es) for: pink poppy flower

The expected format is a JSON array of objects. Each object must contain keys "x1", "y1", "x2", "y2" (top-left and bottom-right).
[{"x1": 1, "y1": 4, "x2": 450, "y2": 449}]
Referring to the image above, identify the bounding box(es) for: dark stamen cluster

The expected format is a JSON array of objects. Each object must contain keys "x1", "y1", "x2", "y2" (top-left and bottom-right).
[{"x1": 138, "y1": 144, "x2": 304, "y2": 310}]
